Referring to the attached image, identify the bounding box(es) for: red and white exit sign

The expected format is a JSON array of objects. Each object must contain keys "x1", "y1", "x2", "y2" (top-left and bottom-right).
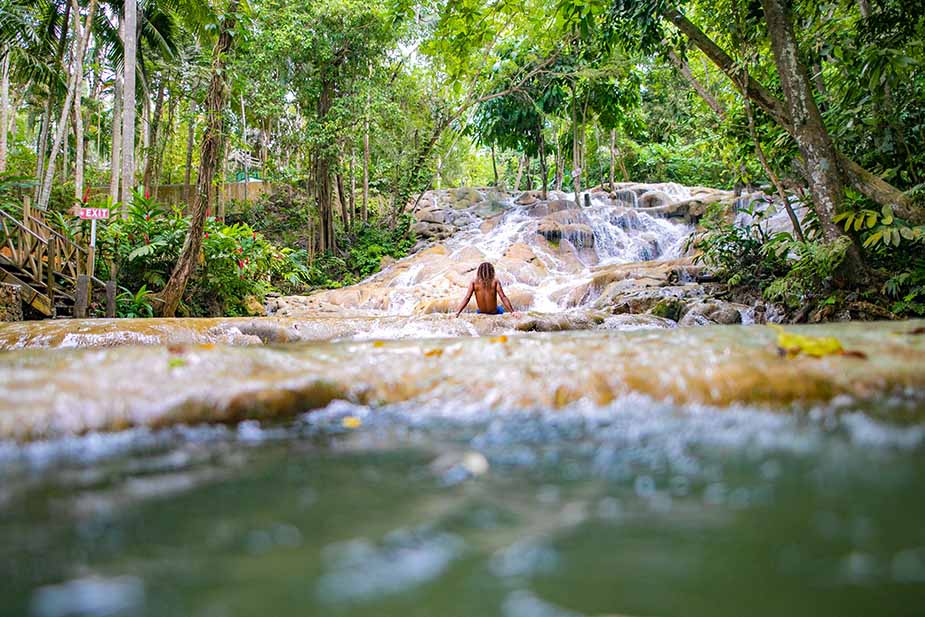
[{"x1": 78, "y1": 207, "x2": 109, "y2": 220}]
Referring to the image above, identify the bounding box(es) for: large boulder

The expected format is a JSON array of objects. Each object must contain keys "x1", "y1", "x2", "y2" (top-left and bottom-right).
[
  {"x1": 416, "y1": 209, "x2": 449, "y2": 225},
  {"x1": 451, "y1": 187, "x2": 483, "y2": 209},
  {"x1": 638, "y1": 190, "x2": 672, "y2": 208},
  {"x1": 679, "y1": 301, "x2": 745, "y2": 326}
]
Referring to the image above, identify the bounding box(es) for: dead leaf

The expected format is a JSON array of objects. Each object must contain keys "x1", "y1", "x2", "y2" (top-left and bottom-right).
[{"x1": 424, "y1": 348, "x2": 444, "y2": 357}]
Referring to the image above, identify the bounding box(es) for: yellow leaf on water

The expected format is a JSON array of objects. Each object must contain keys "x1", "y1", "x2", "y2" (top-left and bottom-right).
[
  {"x1": 768, "y1": 324, "x2": 844, "y2": 358},
  {"x1": 424, "y1": 348, "x2": 444, "y2": 357},
  {"x1": 198, "y1": 343, "x2": 216, "y2": 350},
  {"x1": 342, "y1": 416, "x2": 362, "y2": 429},
  {"x1": 372, "y1": 341, "x2": 385, "y2": 348},
  {"x1": 167, "y1": 357, "x2": 187, "y2": 369},
  {"x1": 489, "y1": 335, "x2": 508, "y2": 344}
]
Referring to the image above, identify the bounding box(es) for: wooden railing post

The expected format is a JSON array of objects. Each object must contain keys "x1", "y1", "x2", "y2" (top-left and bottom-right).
[
  {"x1": 75, "y1": 274, "x2": 89, "y2": 318},
  {"x1": 106, "y1": 260, "x2": 117, "y2": 318},
  {"x1": 46, "y1": 239, "x2": 56, "y2": 316}
]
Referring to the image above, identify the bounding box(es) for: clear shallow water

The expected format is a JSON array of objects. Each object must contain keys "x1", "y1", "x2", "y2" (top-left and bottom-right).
[{"x1": 3, "y1": 398, "x2": 925, "y2": 617}]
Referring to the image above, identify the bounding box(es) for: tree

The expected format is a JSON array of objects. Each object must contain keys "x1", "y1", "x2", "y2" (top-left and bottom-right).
[
  {"x1": 159, "y1": 0, "x2": 240, "y2": 317},
  {"x1": 36, "y1": 0, "x2": 98, "y2": 211}
]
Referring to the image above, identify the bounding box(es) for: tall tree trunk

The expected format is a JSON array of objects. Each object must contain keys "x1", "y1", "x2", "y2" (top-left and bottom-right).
[
  {"x1": 760, "y1": 0, "x2": 841, "y2": 240},
  {"x1": 761, "y1": 0, "x2": 861, "y2": 275},
  {"x1": 349, "y1": 151, "x2": 356, "y2": 221},
  {"x1": 109, "y1": 76, "x2": 122, "y2": 203},
  {"x1": 667, "y1": 49, "x2": 727, "y2": 120},
  {"x1": 608, "y1": 128, "x2": 615, "y2": 191},
  {"x1": 571, "y1": 85, "x2": 582, "y2": 203},
  {"x1": 0, "y1": 55, "x2": 8, "y2": 173},
  {"x1": 34, "y1": 2, "x2": 72, "y2": 199},
  {"x1": 336, "y1": 171, "x2": 349, "y2": 230},
  {"x1": 513, "y1": 154, "x2": 525, "y2": 191},
  {"x1": 153, "y1": 90, "x2": 177, "y2": 198},
  {"x1": 73, "y1": 85, "x2": 85, "y2": 202},
  {"x1": 37, "y1": 0, "x2": 97, "y2": 210},
  {"x1": 159, "y1": 1, "x2": 239, "y2": 317},
  {"x1": 142, "y1": 79, "x2": 165, "y2": 193},
  {"x1": 663, "y1": 6, "x2": 920, "y2": 223},
  {"x1": 34, "y1": 101, "x2": 51, "y2": 199},
  {"x1": 362, "y1": 95, "x2": 370, "y2": 222},
  {"x1": 491, "y1": 144, "x2": 498, "y2": 187},
  {"x1": 184, "y1": 100, "x2": 195, "y2": 203},
  {"x1": 555, "y1": 132, "x2": 563, "y2": 191},
  {"x1": 539, "y1": 132, "x2": 548, "y2": 200},
  {"x1": 315, "y1": 78, "x2": 336, "y2": 252},
  {"x1": 120, "y1": 0, "x2": 137, "y2": 205}
]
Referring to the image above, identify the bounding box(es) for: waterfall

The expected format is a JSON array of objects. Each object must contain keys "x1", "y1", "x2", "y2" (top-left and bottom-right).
[{"x1": 371, "y1": 187, "x2": 698, "y2": 316}]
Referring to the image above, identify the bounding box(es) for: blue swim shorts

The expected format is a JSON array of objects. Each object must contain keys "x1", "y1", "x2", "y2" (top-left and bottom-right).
[{"x1": 477, "y1": 307, "x2": 504, "y2": 315}]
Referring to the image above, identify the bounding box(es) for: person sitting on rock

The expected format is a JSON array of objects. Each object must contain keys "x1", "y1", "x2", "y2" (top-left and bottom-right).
[{"x1": 455, "y1": 262, "x2": 515, "y2": 317}]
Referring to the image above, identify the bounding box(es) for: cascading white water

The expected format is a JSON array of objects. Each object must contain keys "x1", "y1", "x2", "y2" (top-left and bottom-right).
[{"x1": 379, "y1": 189, "x2": 695, "y2": 316}]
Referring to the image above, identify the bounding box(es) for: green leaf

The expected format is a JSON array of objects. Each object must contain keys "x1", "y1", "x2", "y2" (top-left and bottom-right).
[
  {"x1": 866, "y1": 213, "x2": 877, "y2": 228},
  {"x1": 900, "y1": 227, "x2": 914, "y2": 240},
  {"x1": 881, "y1": 205, "x2": 894, "y2": 225},
  {"x1": 863, "y1": 230, "x2": 882, "y2": 248}
]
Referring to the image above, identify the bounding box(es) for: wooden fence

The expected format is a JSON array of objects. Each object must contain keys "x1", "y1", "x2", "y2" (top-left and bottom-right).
[{"x1": 88, "y1": 180, "x2": 276, "y2": 209}]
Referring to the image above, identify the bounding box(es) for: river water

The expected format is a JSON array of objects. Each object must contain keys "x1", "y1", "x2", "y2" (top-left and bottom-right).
[
  {"x1": 1, "y1": 187, "x2": 924, "y2": 616},
  {"x1": 3, "y1": 391, "x2": 925, "y2": 617}
]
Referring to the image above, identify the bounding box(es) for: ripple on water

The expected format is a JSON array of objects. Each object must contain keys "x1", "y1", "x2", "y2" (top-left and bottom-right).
[{"x1": 316, "y1": 527, "x2": 465, "y2": 604}]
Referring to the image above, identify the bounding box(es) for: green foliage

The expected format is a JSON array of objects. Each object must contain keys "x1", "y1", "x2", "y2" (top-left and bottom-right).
[
  {"x1": 833, "y1": 200, "x2": 925, "y2": 250},
  {"x1": 689, "y1": 201, "x2": 789, "y2": 287},
  {"x1": 763, "y1": 238, "x2": 852, "y2": 308},
  {"x1": 883, "y1": 260, "x2": 925, "y2": 317},
  {"x1": 116, "y1": 285, "x2": 156, "y2": 319},
  {"x1": 96, "y1": 189, "x2": 311, "y2": 317}
]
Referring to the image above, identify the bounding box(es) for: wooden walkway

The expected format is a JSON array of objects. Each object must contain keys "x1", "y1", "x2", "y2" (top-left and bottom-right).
[{"x1": 0, "y1": 207, "x2": 104, "y2": 318}]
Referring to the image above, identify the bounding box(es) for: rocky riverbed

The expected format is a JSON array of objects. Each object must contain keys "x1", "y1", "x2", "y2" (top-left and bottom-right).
[{"x1": 269, "y1": 184, "x2": 760, "y2": 325}]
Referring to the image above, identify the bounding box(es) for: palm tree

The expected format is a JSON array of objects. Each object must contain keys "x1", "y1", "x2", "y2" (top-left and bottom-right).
[{"x1": 37, "y1": 0, "x2": 98, "y2": 211}]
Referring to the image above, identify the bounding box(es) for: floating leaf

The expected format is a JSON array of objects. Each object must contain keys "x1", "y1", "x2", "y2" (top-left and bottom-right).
[
  {"x1": 770, "y1": 324, "x2": 843, "y2": 358},
  {"x1": 424, "y1": 348, "x2": 444, "y2": 357},
  {"x1": 372, "y1": 341, "x2": 385, "y2": 348},
  {"x1": 489, "y1": 335, "x2": 508, "y2": 344},
  {"x1": 167, "y1": 357, "x2": 187, "y2": 369},
  {"x1": 769, "y1": 325, "x2": 867, "y2": 359},
  {"x1": 341, "y1": 416, "x2": 362, "y2": 429}
]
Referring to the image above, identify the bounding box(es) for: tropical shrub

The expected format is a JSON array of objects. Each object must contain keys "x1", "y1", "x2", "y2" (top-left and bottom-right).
[{"x1": 95, "y1": 189, "x2": 312, "y2": 316}]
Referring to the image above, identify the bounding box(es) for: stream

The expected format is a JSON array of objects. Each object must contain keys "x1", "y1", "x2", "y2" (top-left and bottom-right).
[{"x1": 1, "y1": 186, "x2": 924, "y2": 616}]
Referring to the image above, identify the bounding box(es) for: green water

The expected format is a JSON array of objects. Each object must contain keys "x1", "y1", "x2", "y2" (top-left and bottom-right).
[{"x1": 2, "y1": 400, "x2": 925, "y2": 617}]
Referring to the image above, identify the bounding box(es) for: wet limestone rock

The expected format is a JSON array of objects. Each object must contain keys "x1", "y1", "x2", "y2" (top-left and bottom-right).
[
  {"x1": 244, "y1": 295, "x2": 267, "y2": 317},
  {"x1": 0, "y1": 284, "x2": 22, "y2": 322},
  {"x1": 679, "y1": 301, "x2": 745, "y2": 326},
  {"x1": 650, "y1": 298, "x2": 686, "y2": 322},
  {"x1": 452, "y1": 187, "x2": 482, "y2": 209}
]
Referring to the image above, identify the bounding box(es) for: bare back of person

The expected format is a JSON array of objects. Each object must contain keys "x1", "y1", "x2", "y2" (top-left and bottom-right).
[
  {"x1": 473, "y1": 278, "x2": 501, "y2": 314},
  {"x1": 455, "y1": 262, "x2": 515, "y2": 317}
]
